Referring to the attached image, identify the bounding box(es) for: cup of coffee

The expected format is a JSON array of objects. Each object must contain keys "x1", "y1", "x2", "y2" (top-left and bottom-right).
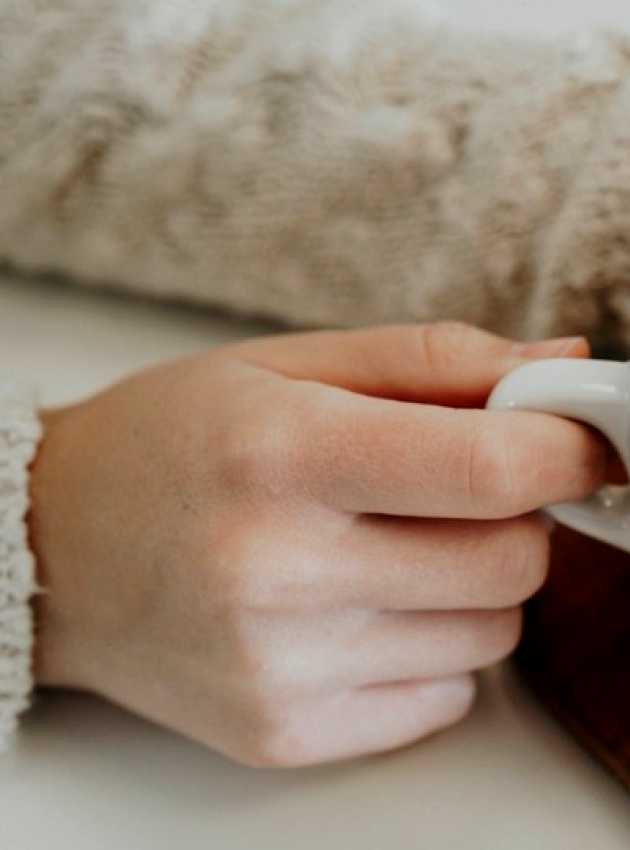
[{"x1": 487, "y1": 358, "x2": 630, "y2": 551}]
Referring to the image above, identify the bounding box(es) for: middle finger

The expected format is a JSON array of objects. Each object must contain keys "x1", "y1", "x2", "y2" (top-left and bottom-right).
[{"x1": 317, "y1": 512, "x2": 550, "y2": 610}]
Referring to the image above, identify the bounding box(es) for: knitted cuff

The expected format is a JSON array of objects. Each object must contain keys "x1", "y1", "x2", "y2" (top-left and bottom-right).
[{"x1": 0, "y1": 378, "x2": 42, "y2": 751}]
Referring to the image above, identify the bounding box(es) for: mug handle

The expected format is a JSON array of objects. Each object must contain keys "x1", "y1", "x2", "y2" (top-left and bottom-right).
[{"x1": 487, "y1": 358, "x2": 630, "y2": 551}]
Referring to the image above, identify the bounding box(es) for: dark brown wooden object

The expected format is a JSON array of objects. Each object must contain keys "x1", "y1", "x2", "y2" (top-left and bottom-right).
[{"x1": 517, "y1": 524, "x2": 630, "y2": 789}]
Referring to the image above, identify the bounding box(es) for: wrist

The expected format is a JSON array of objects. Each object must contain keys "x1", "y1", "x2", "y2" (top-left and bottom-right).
[{"x1": 29, "y1": 403, "x2": 89, "y2": 690}]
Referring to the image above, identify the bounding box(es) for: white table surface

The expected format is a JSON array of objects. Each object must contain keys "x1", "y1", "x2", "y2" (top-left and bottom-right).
[{"x1": 1, "y1": 272, "x2": 629, "y2": 849}]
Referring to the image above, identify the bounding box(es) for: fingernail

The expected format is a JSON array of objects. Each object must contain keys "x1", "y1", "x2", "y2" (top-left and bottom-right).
[{"x1": 512, "y1": 337, "x2": 587, "y2": 358}]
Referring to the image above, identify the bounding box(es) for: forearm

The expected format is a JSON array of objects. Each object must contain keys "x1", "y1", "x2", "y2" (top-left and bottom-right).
[{"x1": 1, "y1": 1, "x2": 629, "y2": 343}]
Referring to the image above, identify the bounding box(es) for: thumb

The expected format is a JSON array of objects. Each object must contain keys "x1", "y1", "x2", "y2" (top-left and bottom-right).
[{"x1": 233, "y1": 322, "x2": 589, "y2": 406}]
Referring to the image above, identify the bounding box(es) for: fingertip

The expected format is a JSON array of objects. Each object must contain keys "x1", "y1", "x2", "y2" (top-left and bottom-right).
[
  {"x1": 491, "y1": 412, "x2": 609, "y2": 517},
  {"x1": 420, "y1": 675, "x2": 477, "y2": 730},
  {"x1": 511, "y1": 336, "x2": 590, "y2": 360},
  {"x1": 566, "y1": 337, "x2": 591, "y2": 358}
]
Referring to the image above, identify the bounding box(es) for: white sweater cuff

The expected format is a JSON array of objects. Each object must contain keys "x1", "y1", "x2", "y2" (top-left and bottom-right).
[{"x1": 0, "y1": 379, "x2": 42, "y2": 751}]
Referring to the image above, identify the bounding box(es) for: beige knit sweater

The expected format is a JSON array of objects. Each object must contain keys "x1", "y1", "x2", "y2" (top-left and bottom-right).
[{"x1": 3, "y1": 0, "x2": 630, "y2": 746}]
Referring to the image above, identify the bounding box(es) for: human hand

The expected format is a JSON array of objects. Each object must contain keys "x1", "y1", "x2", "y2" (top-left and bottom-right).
[{"x1": 29, "y1": 323, "x2": 606, "y2": 766}]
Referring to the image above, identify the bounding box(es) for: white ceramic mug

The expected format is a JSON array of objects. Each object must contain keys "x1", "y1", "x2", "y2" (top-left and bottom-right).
[{"x1": 487, "y1": 358, "x2": 630, "y2": 551}]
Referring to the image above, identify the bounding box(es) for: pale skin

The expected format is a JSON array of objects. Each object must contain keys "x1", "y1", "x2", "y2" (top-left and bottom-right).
[{"x1": 29, "y1": 322, "x2": 609, "y2": 768}]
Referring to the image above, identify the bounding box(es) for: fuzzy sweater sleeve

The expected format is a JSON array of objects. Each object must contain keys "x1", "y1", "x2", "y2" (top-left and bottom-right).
[
  {"x1": 0, "y1": 380, "x2": 41, "y2": 749},
  {"x1": 2, "y1": 2, "x2": 630, "y2": 349}
]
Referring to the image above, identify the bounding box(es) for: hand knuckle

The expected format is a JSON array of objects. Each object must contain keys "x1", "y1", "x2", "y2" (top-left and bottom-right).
[
  {"x1": 239, "y1": 636, "x2": 306, "y2": 716},
  {"x1": 492, "y1": 517, "x2": 550, "y2": 605},
  {"x1": 416, "y1": 321, "x2": 473, "y2": 372},
  {"x1": 235, "y1": 662, "x2": 299, "y2": 765},
  {"x1": 215, "y1": 519, "x2": 318, "y2": 611},
  {"x1": 465, "y1": 421, "x2": 516, "y2": 510},
  {"x1": 209, "y1": 523, "x2": 268, "y2": 607},
  {"x1": 231, "y1": 626, "x2": 280, "y2": 691},
  {"x1": 221, "y1": 408, "x2": 298, "y2": 499},
  {"x1": 243, "y1": 712, "x2": 307, "y2": 768}
]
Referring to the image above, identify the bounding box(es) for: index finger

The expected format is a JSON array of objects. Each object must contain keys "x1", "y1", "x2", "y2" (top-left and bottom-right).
[
  {"x1": 300, "y1": 390, "x2": 607, "y2": 519},
  {"x1": 233, "y1": 322, "x2": 590, "y2": 407}
]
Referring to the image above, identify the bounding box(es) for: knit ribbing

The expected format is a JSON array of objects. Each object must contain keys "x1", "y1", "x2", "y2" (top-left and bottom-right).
[{"x1": 0, "y1": 380, "x2": 41, "y2": 750}]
